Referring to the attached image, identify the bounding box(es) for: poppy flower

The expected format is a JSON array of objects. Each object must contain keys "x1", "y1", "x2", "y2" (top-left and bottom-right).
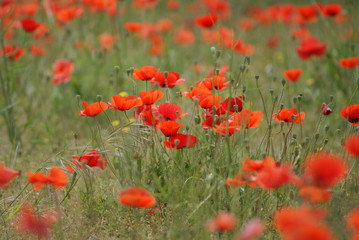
[
  {"x1": 298, "y1": 5, "x2": 318, "y2": 21},
  {"x1": 273, "y1": 108, "x2": 305, "y2": 123},
  {"x1": 267, "y1": 35, "x2": 279, "y2": 49},
  {"x1": 298, "y1": 186, "x2": 331, "y2": 203},
  {"x1": 344, "y1": 135, "x2": 359, "y2": 158},
  {"x1": 199, "y1": 75, "x2": 229, "y2": 91},
  {"x1": 69, "y1": 150, "x2": 107, "y2": 172},
  {"x1": 236, "y1": 219, "x2": 265, "y2": 240},
  {"x1": 20, "y1": 18, "x2": 39, "y2": 32},
  {"x1": 133, "y1": 66, "x2": 159, "y2": 81},
  {"x1": 232, "y1": 109, "x2": 263, "y2": 129},
  {"x1": 0, "y1": 45, "x2": 26, "y2": 61},
  {"x1": 221, "y1": 96, "x2": 244, "y2": 113},
  {"x1": 291, "y1": 28, "x2": 311, "y2": 39},
  {"x1": 173, "y1": 29, "x2": 195, "y2": 45},
  {"x1": 157, "y1": 121, "x2": 183, "y2": 137},
  {"x1": 0, "y1": 162, "x2": 19, "y2": 188},
  {"x1": 195, "y1": 14, "x2": 218, "y2": 28},
  {"x1": 284, "y1": 69, "x2": 302, "y2": 82},
  {"x1": 27, "y1": 167, "x2": 68, "y2": 191},
  {"x1": 182, "y1": 86, "x2": 212, "y2": 101},
  {"x1": 158, "y1": 102, "x2": 185, "y2": 121},
  {"x1": 139, "y1": 89, "x2": 164, "y2": 105},
  {"x1": 150, "y1": 71, "x2": 185, "y2": 88},
  {"x1": 339, "y1": 57, "x2": 359, "y2": 69},
  {"x1": 242, "y1": 156, "x2": 276, "y2": 173},
  {"x1": 123, "y1": 22, "x2": 143, "y2": 32},
  {"x1": 256, "y1": 164, "x2": 295, "y2": 190},
  {"x1": 205, "y1": 212, "x2": 236, "y2": 233},
  {"x1": 30, "y1": 45, "x2": 46, "y2": 56},
  {"x1": 79, "y1": 101, "x2": 108, "y2": 117},
  {"x1": 119, "y1": 187, "x2": 156, "y2": 208},
  {"x1": 199, "y1": 95, "x2": 222, "y2": 109},
  {"x1": 340, "y1": 104, "x2": 359, "y2": 125},
  {"x1": 296, "y1": 37, "x2": 326, "y2": 60},
  {"x1": 52, "y1": 59, "x2": 74, "y2": 85},
  {"x1": 16, "y1": 204, "x2": 59, "y2": 239},
  {"x1": 164, "y1": 133, "x2": 198, "y2": 149},
  {"x1": 137, "y1": 105, "x2": 159, "y2": 127},
  {"x1": 321, "y1": 3, "x2": 342, "y2": 17},
  {"x1": 347, "y1": 208, "x2": 359, "y2": 232},
  {"x1": 213, "y1": 121, "x2": 240, "y2": 136},
  {"x1": 98, "y1": 33, "x2": 118, "y2": 51},
  {"x1": 108, "y1": 95, "x2": 143, "y2": 111},
  {"x1": 321, "y1": 103, "x2": 333, "y2": 115},
  {"x1": 303, "y1": 152, "x2": 348, "y2": 188}
]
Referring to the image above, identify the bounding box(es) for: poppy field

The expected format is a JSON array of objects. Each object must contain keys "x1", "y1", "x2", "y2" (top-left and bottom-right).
[{"x1": 1, "y1": 0, "x2": 359, "y2": 239}]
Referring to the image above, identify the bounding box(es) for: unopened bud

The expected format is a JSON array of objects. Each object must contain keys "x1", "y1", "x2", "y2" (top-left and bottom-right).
[
  {"x1": 210, "y1": 46, "x2": 216, "y2": 54},
  {"x1": 269, "y1": 89, "x2": 274, "y2": 95},
  {"x1": 329, "y1": 95, "x2": 334, "y2": 102},
  {"x1": 323, "y1": 139, "x2": 329, "y2": 145},
  {"x1": 194, "y1": 115, "x2": 200, "y2": 124},
  {"x1": 97, "y1": 95, "x2": 102, "y2": 101},
  {"x1": 114, "y1": 65, "x2": 120, "y2": 73},
  {"x1": 315, "y1": 133, "x2": 320, "y2": 139},
  {"x1": 244, "y1": 56, "x2": 251, "y2": 65},
  {"x1": 280, "y1": 103, "x2": 284, "y2": 110},
  {"x1": 298, "y1": 94, "x2": 302, "y2": 101},
  {"x1": 281, "y1": 79, "x2": 286, "y2": 86},
  {"x1": 255, "y1": 75, "x2": 259, "y2": 81},
  {"x1": 239, "y1": 64, "x2": 246, "y2": 72},
  {"x1": 76, "y1": 94, "x2": 81, "y2": 101},
  {"x1": 292, "y1": 134, "x2": 297, "y2": 139},
  {"x1": 324, "y1": 125, "x2": 329, "y2": 132},
  {"x1": 274, "y1": 96, "x2": 278, "y2": 102}
]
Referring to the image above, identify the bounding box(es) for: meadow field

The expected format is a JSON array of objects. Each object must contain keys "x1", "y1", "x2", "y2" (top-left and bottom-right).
[{"x1": 1, "y1": 0, "x2": 359, "y2": 239}]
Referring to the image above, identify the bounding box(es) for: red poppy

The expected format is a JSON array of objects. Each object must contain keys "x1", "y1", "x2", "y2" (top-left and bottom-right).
[
  {"x1": 291, "y1": 28, "x2": 311, "y2": 39},
  {"x1": 321, "y1": 3, "x2": 342, "y2": 17},
  {"x1": 267, "y1": 35, "x2": 279, "y2": 49},
  {"x1": 79, "y1": 101, "x2": 108, "y2": 117},
  {"x1": 133, "y1": 66, "x2": 159, "y2": 81},
  {"x1": 298, "y1": 186, "x2": 331, "y2": 203},
  {"x1": 167, "y1": 0, "x2": 179, "y2": 10},
  {"x1": 133, "y1": 0, "x2": 159, "y2": 9},
  {"x1": 52, "y1": 59, "x2": 74, "y2": 85},
  {"x1": 221, "y1": 96, "x2": 244, "y2": 113},
  {"x1": 27, "y1": 167, "x2": 68, "y2": 191},
  {"x1": 183, "y1": 86, "x2": 212, "y2": 101},
  {"x1": 242, "y1": 156, "x2": 276, "y2": 173},
  {"x1": 206, "y1": 212, "x2": 236, "y2": 233},
  {"x1": 303, "y1": 152, "x2": 348, "y2": 188},
  {"x1": 339, "y1": 57, "x2": 359, "y2": 69},
  {"x1": 20, "y1": 18, "x2": 39, "y2": 32},
  {"x1": 256, "y1": 163, "x2": 295, "y2": 189},
  {"x1": 340, "y1": 104, "x2": 359, "y2": 125},
  {"x1": 30, "y1": 45, "x2": 46, "y2": 56},
  {"x1": 174, "y1": 29, "x2": 195, "y2": 45},
  {"x1": 69, "y1": 150, "x2": 107, "y2": 171},
  {"x1": 123, "y1": 22, "x2": 143, "y2": 32},
  {"x1": 199, "y1": 95, "x2": 222, "y2": 109},
  {"x1": 109, "y1": 95, "x2": 142, "y2": 111},
  {"x1": 198, "y1": 75, "x2": 229, "y2": 91},
  {"x1": 164, "y1": 133, "x2": 198, "y2": 149},
  {"x1": 273, "y1": 108, "x2": 305, "y2": 123},
  {"x1": 0, "y1": 162, "x2": 19, "y2": 188},
  {"x1": 347, "y1": 208, "x2": 359, "y2": 232},
  {"x1": 344, "y1": 135, "x2": 359, "y2": 158},
  {"x1": 157, "y1": 121, "x2": 183, "y2": 137},
  {"x1": 232, "y1": 109, "x2": 263, "y2": 129},
  {"x1": 284, "y1": 69, "x2": 302, "y2": 82},
  {"x1": 119, "y1": 187, "x2": 156, "y2": 208},
  {"x1": 236, "y1": 219, "x2": 265, "y2": 240},
  {"x1": 213, "y1": 121, "x2": 240, "y2": 136},
  {"x1": 195, "y1": 14, "x2": 218, "y2": 28},
  {"x1": 139, "y1": 89, "x2": 164, "y2": 105},
  {"x1": 16, "y1": 204, "x2": 59, "y2": 239},
  {"x1": 150, "y1": 71, "x2": 185, "y2": 88},
  {"x1": 98, "y1": 33, "x2": 118, "y2": 51},
  {"x1": 321, "y1": 103, "x2": 333, "y2": 115},
  {"x1": 137, "y1": 105, "x2": 159, "y2": 126},
  {"x1": 296, "y1": 37, "x2": 326, "y2": 60},
  {"x1": 0, "y1": 45, "x2": 26, "y2": 61},
  {"x1": 158, "y1": 102, "x2": 185, "y2": 121},
  {"x1": 298, "y1": 5, "x2": 317, "y2": 22}
]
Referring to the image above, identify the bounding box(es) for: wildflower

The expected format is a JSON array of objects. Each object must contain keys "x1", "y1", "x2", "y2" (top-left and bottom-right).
[
  {"x1": 340, "y1": 104, "x2": 359, "y2": 125},
  {"x1": 221, "y1": 96, "x2": 245, "y2": 113},
  {"x1": 284, "y1": 69, "x2": 302, "y2": 82},
  {"x1": 119, "y1": 187, "x2": 156, "y2": 208},
  {"x1": 195, "y1": 14, "x2": 218, "y2": 28},
  {"x1": 347, "y1": 208, "x2": 359, "y2": 232},
  {"x1": 20, "y1": 18, "x2": 39, "y2": 32},
  {"x1": 98, "y1": 33, "x2": 118, "y2": 51},
  {"x1": 273, "y1": 108, "x2": 305, "y2": 123},
  {"x1": 27, "y1": 167, "x2": 68, "y2": 191},
  {"x1": 182, "y1": 86, "x2": 212, "y2": 101},
  {"x1": 344, "y1": 135, "x2": 359, "y2": 158},
  {"x1": 79, "y1": 101, "x2": 108, "y2": 117},
  {"x1": 298, "y1": 5, "x2": 318, "y2": 22},
  {"x1": 232, "y1": 109, "x2": 263, "y2": 129},
  {"x1": 199, "y1": 75, "x2": 229, "y2": 91},
  {"x1": 139, "y1": 89, "x2": 164, "y2": 105},
  {"x1": 303, "y1": 152, "x2": 348, "y2": 188},
  {"x1": 199, "y1": 95, "x2": 222, "y2": 109},
  {"x1": 157, "y1": 121, "x2": 183, "y2": 137},
  {"x1": 0, "y1": 162, "x2": 19, "y2": 188},
  {"x1": 0, "y1": 45, "x2": 26, "y2": 61},
  {"x1": 133, "y1": 66, "x2": 159, "y2": 81},
  {"x1": 206, "y1": 212, "x2": 236, "y2": 233},
  {"x1": 173, "y1": 29, "x2": 195, "y2": 45},
  {"x1": 68, "y1": 150, "x2": 107, "y2": 172},
  {"x1": 296, "y1": 36, "x2": 326, "y2": 60},
  {"x1": 321, "y1": 103, "x2": 333, "y2": 115},
  {"x1": 339, "y1": 57, "x2": 359, "y2": 69},
  {"x1": 213, "y1": 121, "x2": 240, "y2": 136},
  {"x1": 298, "y1": 186, "x2": 331, "y2": 203},
  {"x1": 16, "y1": 204, "x2": 59, "y2": 239},
  {"x1": 108, "y1": 95, "x2": 143, "y2": 111},
  {"x1": 52, "y1": 59, "x2": 74, "y2": 85},
  {"x1": 158, "y1": 102, "x2": 186, "y2": 121},
  {"x1": 150, "y1": 71, "x2": 185, "y2": 88},
  {"x1": 236, "y1": 219, "x2": 265, "y2": 240},
  {"x1": 256, "y1": 163, "x2": 295, "y2": 189},
  {"x1": 164, "y1": 133, "x2": 198, "y2": 149},
  {"x1": 320, "y1": 3, "x2": 342, "y2": 17}
]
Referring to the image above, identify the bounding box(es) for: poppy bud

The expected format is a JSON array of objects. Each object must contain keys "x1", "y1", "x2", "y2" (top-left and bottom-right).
[
  {"x1": 298, "y1": 94, "x2": 302, "y2": 101},
  {"x1": 244, "y1": 56, "x2": 251, "y2": 65},
  {"x1": 242, "y1": 86, "x2": 247, "y2": 94},
  {"x1": 325, "y1": 126, "x2": 329, "y2": 132},
  {"x1": 239, "y1": 64, "x2": 246, "y2": 72},
  {"x1": 194, "y1": 115, "x2": 200, "y2": 124},
  {"x1": 76, "y1": 94, "x2": 81, "y2": 101},
  {"x1": 216, "y1": 50, "x2": 221, "y2": 58},
  {"x1": 281, "y1": 79, "x2": 286, "y2": 86},
  {"x1": 324, "y1": 139, "x2": 328, "y2": 145},
  {"x1": 315, "y1": 133, "x2": 320, "y2": 139},
  {"x1": 269, "y1": 89, "x2": 274, "y2": 95},
  {"x1": 114, "y1": 65, "x2": 120, "y2": 73},
  {"x1": 274, "y1": 96, "x2": 278, "y2": 102},
  {"x1": 97, "y1": 95, "x2": 102, "y2": 101},
  {"x1": 280, "y1": 104, "x2": 284, "y2": 110},
  {"x1": 255, "y1": 75, "x2": 259, "y2": 81},
  {"x1": 329, "y1": 95, "x2": 334, "y2": 102},
  {"x1": 292, "y1": 134, "x2": 297, "y2": 139},
  {"x1": 210, "y1": 46, "x2": 216, "y2": 54}
]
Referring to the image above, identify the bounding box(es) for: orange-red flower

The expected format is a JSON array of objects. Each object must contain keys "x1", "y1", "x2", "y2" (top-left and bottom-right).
[
  {"x1": 0, "y1": 162, "x2": 19, "y2": 188},
  {"x1": 232, "y1": 109, "x2": 263, "y2": 129},
  {"x1": 52, "y1": 59, "x2": 74, "y2": 85},
  {"x1": 284, "y1": 69, "x2": 302, "y2": 82},
  {"x1": 68, "y1": 150, "x2": 107, "y2": 172},
  {"x1": 158, "y1": 102, "x2": 186, "y2": 121},
  {"x1": 133, "y1": 66, "x2": 159, "y2": 81},
  {"x1": 205, "y1": 212, "x2": 236, "y2": 233},
  {"x1": 340, "y1": 104, "x2": 359, "y2": 125},
  {"x1": 183, "y1": 86, "x2": 212, "y2": 101},
  {"x1": 0, "y1": 45, "x2": 26, "y2": 61},
  {"x1": 16, "y1": 204, "x2": 59, "y2": 239},
  {"x1": 27, "y1": 167, "x2": 68, "y2": 191},
  {"x1": 20, "y1": 18, "x2": 39, "y2": 32},
  {"x1": 119, "y1": 187, "x2": 156, "y2": 208},
  {"x1": 298, "y1": 186, "x2": 331, "y2": 203},
  {"x1": 157, "y1": 121, "x2": 183, "y2": 137},
  {"x1": 273, "y1": 108, "x2": 305, "y2": 123},
  {"x1": 108, "y1": 95, "x2": 142, "y2": 111},
  {"x1": 199, "y1": 75, "x2": 229, "y2": 91},
  {"x1": 296, "y1": 36, "x2": 326, "y2": 60},
  {"x1": 79, "y1": 101, "x2": 108, "y2": 117},
  {"x1": 213, "y1": 121, "x2": 240, "y2": 136},
  {"x1": 303, "y1": 152, "x2": 348, "y2": 188},
  {"x1": 321, "y1": 103, "x2": 333, "y2": 115},
  {"x1": 339, "y1": 57, "x2": 359, "y2": 69},
  {"x1": 174, "y1": 29, "x2": 195, "y2": 45},
  {"x1": 344, "y1": 135, "x2": 359, "y2": 158},
  {"x1": 221, "y1": 96, "x2": 244, "y2": 113},
  {"x1": 195, "y1": 14, "x2": 218, "y2": 28},
  {"x1": 199, "y1": 95, "x2": 222, "y2": 109},
  {"x1": 98, "y1": 33, "x2": 118, "y2": 51},
  {"x1": 164, "y1": 133, "x2": 198, "y2": 149},
  {"x1": 321, "y1": 3, "x2": 342, "y2": 17},
  {"x1": 150, "y1": 71, "x2": 185, "y2": 88},
  {"x1": 236, "y1": 219, "x2": 265, "y2": 240},
  {"x1": 347, "y1": 208, "x2": 359, "y2": 232},
  {"x1": 256, "y1": 163, "x2": 295, "y2": 190},
  {"x1": 139, "y1": 89, "x2": 164, "y2": 105}
]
